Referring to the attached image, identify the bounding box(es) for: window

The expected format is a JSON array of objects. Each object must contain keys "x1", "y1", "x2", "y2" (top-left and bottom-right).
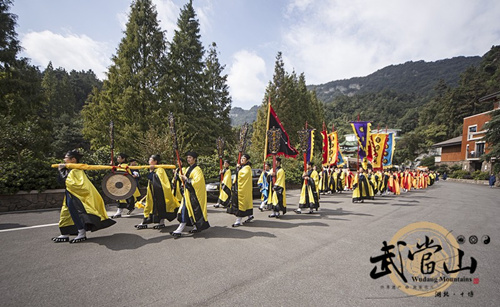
[
  {"x1": 476, "y1": 142, "x2": 485, "y2": 156},
  {"x1": 468, "y1": 125, "x2": 477, "y2": 140}
]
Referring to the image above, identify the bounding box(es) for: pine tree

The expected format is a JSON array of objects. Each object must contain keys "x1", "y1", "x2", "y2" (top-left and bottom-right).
[
  {"x1": 82, "y1": 0, "x2": 168, "y2": 158},
  {"x1": 161, "y1": 0, "x2": 208, "y2": 154},
  {"x1": 250, "y1": 52, "x2": 325, "y2": 161},
  {"x1": 0, "y1": 0, "x2": 50, "y2": 162},
  {"x1": 203, "y1": 42, "x2": 234, "y2": 151}
]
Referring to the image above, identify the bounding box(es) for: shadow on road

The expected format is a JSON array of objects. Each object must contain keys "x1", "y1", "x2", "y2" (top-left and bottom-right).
[
  {"x1": 188, "y1": 226, "x2": 277, "y2": 239},
  {"x1": 0, "y1": 223, "x2": 27, "y2": 230},
  {"x1": 88, "y1": 232, "x2": 174, "y2": 250}
]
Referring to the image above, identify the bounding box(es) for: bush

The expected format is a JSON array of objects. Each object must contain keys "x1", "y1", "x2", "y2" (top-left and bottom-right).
[
  {"x1": 450, "y1": 170, "x2": 470, "y2": 179},
  {"x1": 450, "y1": 164, "x2": 462, "y2": 172},
  {"x1": 472, "y1": 171, "x2": 489, "y2": 180},
  {"x1": 0, "y1": 154, "x2": 61, "y2": 195}
]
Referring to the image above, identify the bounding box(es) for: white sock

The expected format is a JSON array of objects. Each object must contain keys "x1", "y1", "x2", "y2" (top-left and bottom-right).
[
  {"x1": 235, "y1": 217, "x2": 242, "y2": 224},
  {"x1": 115, "y1": 208, "x2": 123, "y2": 215},
  {"x1": 174, "y1": 223, "x2": 186, "y2": 234},
  {"x1": 158, "y1": 219, "x2": 165, "y2": 225},
  {"x1": 74, "y1": 229, "x2": 86, "y2": 240},
  {"x1": 260, "y1": 202, "x2": 266, "y2": 209},
  {"x1": 296, "y1": 208, "x2": 302, "y2": 212}
]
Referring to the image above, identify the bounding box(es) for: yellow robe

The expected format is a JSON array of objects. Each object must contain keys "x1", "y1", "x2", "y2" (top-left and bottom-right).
[
  {"x1": 352, "y1": 173, "x2": 374, "y2": 202},
  {"x1": 171, "y1": 170, "x2": 183, "y2": 203},
  {"x1": 59, "y1": 169, "x2": 115, "y2": 235},
  {"x1": 298, "y1": 169, "x2": 319, "y2": 209},
  {"x1": 268, "y1": 167, "x2": 287, "y2": 213},
  {"x1": 217, "y1": 168, "x2": 232, "y2": 207},
  {"x1": 178, "y1": 164, "x2": 210, "y2": 231},
  {"x1": 144, "y1": 168, "x2": 179, "y2": 222},
  {"x1": 228, "y1": 164, "x2": 253, "y2": 216}
]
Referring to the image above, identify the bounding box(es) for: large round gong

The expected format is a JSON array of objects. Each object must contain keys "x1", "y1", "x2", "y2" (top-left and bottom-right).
[{"x1": 101, "y1": 172, "x2": 137, "y2": 200}]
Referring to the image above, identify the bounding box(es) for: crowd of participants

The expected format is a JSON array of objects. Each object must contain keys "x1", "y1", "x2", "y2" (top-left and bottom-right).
[
  {"x1": 314, "y1": 165, "x2": 438, "y2": 203},
  {"x1": 51, "y1": 149, "x2": 437, "y2": 243}
]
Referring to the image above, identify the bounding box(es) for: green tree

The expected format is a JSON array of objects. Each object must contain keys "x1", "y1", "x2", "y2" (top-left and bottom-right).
[
  {"x1": 202, "y1": 42, "x2": 234, "y2": 151},
  {"x1": 483, "y1": 109, "x2": 500, "y2": 163},
  {"x1": 250, "y1": 52, "x2": 325, "y2": 162},
  {"x1": 82, "y1": 0, "x2": 168, "y2": 158},
  {"x1": 162, "y1": 0, "x2": 209, "y2": 155},
  {"x1": 0, "y1": 0, "x2": 50, "y2": 162}
]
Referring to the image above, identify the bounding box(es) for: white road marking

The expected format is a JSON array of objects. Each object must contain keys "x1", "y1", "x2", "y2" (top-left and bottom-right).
[
  {"x1": 0, "y1": 223, "x2": 59, "y2": 233},
  {"x1": 0, "y1": 206, "x2": 222, "y2": 233}
]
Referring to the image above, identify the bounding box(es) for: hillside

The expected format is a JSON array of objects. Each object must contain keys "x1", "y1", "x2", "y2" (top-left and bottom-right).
[
  {"x1": 229, "y1": 105, "x2": 259, "y2": 126},
  {"x1": 230, "y1": 56, "x2": 483, "y2": 126},
  {"x1": 309, "y1": 56, "x2": 482, "y2": 103}
]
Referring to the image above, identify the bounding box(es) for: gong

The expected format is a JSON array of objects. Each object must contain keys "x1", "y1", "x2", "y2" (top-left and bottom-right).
[{"x1": 101, "y1": 171, "x2": 137, "y2": 200}]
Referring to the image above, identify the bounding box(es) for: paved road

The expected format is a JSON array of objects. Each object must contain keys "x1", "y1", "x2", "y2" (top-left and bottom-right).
[{"x1": 0, "y1": 181, "x2": 498, "y2": 307}]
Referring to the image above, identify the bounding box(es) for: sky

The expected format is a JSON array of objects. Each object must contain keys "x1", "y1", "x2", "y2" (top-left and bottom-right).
[{"x1": 10, "y1": 0, "x2": 500, "y2": 110}]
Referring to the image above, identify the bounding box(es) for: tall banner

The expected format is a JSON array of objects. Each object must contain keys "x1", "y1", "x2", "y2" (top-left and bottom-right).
[
  {"x1": 383, "y1": 133, "x2": 395, "y2": 169},
  {"x1": 306, "y1": 130, "x2": 315, "y2": 163},
  {"x1": 321, "y1": 130, "x2": 329, "y2": 166},
  {"x1": 328, "y1": 131, "x2": 339, "y2": 166},
  {"x1": 337, "y1": 147, "x2": 346, "y2": 167},
  {"x1": 265, "y1": 104, "x2": 298, "y2": 159},
  {"x1": 350, "y1": 121, "x2": 372, "y2": 160},
  {"x1": 371, "y1": 133, "x2": 388, "y2": 169}
]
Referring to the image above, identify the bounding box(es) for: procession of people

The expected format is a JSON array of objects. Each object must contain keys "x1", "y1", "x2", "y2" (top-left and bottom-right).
[{"x1": 52, "y1": 146, "x2": 438, "y2": 244}]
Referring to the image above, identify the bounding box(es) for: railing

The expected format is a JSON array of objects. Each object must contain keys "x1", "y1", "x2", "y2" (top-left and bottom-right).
[{"x1": 467, "y1": 151, "x2": 484, "y2": 159}]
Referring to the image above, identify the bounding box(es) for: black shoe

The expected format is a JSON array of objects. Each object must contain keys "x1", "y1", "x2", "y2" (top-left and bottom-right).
[
  {"x1": 268, "y1": 214, "x2": 276, "y2": 218},
  {"x1": 232, "y1": 223, "x2": 242, "y2": 227},
  {"x1": 69, "y1": 237, "x2": 87, "y2": 244},
  {"x1": 153, "y1": 224, "x2": 166, "y2": 229},
  {"x1": 170, "y1": 232, "x2": 182, "y2": 238},
  {"x1": 52, "y1": 237, "x2": 69, "y2": 243},
  {"x1": 135, "y1": 224, "x2": 148, "y2": 229},
  {"x1": 127, "y1": 209, "x2": 135, "y2": 215},
  {"x1": 244, "y1": 216, "x2": 254, "y2": 224},
  {"x1": 111, "y1": 214, "x2": 121, "y2": 219},
  {"x1": 259, "y1": 208, "x2": 264, "y2": 212},
  {"x1": 189, "y1": 229, "x2": 199, "y2": 233}
]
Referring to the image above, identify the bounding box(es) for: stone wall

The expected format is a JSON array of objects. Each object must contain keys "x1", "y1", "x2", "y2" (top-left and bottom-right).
[
  {"x1": 0, "y1": 189, "x2": 65, "y2": 212},
  {"x1": 0, "y1": 188, "x2": 147, "y2": 212}
]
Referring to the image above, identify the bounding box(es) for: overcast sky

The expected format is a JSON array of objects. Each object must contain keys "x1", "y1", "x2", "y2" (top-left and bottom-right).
[{"x1": 10, "y1": 0, "x2": 500, "y2": 110}]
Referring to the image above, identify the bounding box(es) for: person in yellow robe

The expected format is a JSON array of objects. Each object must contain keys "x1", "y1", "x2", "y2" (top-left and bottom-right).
[
  {"x1": 111, "y1": 153, "x2": 142, "y2": 218},
  {"x1": 268, "y1": 157, "x2": 287, "y2": 218},
  {"x1": 318, "y1": 166, "x2": 329, "y2": 194},
  {"x1": 170, "y1": 151, "x2": 210, "y2": 238},
  {"x1": 135, "y1": 154, "x2": 179, "y2": 229},
  {"x1": 352, "y1": 167, "x2": 374, "y2": 203},
  {"x1": 52, "y1": 150, "x2": 115, "y2": 243},
  {"x1": 295, "y1": 162, "x2": 319, "y2": 214},
  {"x1": 227, "y1": 154, "x2": 254, "y2": 226},
  {"x1": 171, "y1": 167, "x2": 183, "y2": 204},
  {"x1": 214, "y1": 160, "x2": 232, "y2": 208}
]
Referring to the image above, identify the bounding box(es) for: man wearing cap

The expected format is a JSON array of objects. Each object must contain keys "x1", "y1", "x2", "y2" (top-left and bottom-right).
[
  {"x1": 52, "y1": 150, "x2": 115, "y2": 243},
  {"x1": 227, "y1": 154, "x2": 254, "y2": 227},
  {"x1": 268, "y1": 157, "x2": 287, "y2": 218},
  {"x1": 170, "y1": 151, "x2": 210, "y2": 238},
  {"x1": 135, "y1": 154, "x2": 179, "y2": 229},
  {"x1": 214, "y1": 159, "x2": 231, "y2": 208}
]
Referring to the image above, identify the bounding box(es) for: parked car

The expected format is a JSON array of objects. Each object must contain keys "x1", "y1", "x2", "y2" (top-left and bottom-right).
[{"x1": 206, "y1": 168, "x2": 263, "y2": 201}]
